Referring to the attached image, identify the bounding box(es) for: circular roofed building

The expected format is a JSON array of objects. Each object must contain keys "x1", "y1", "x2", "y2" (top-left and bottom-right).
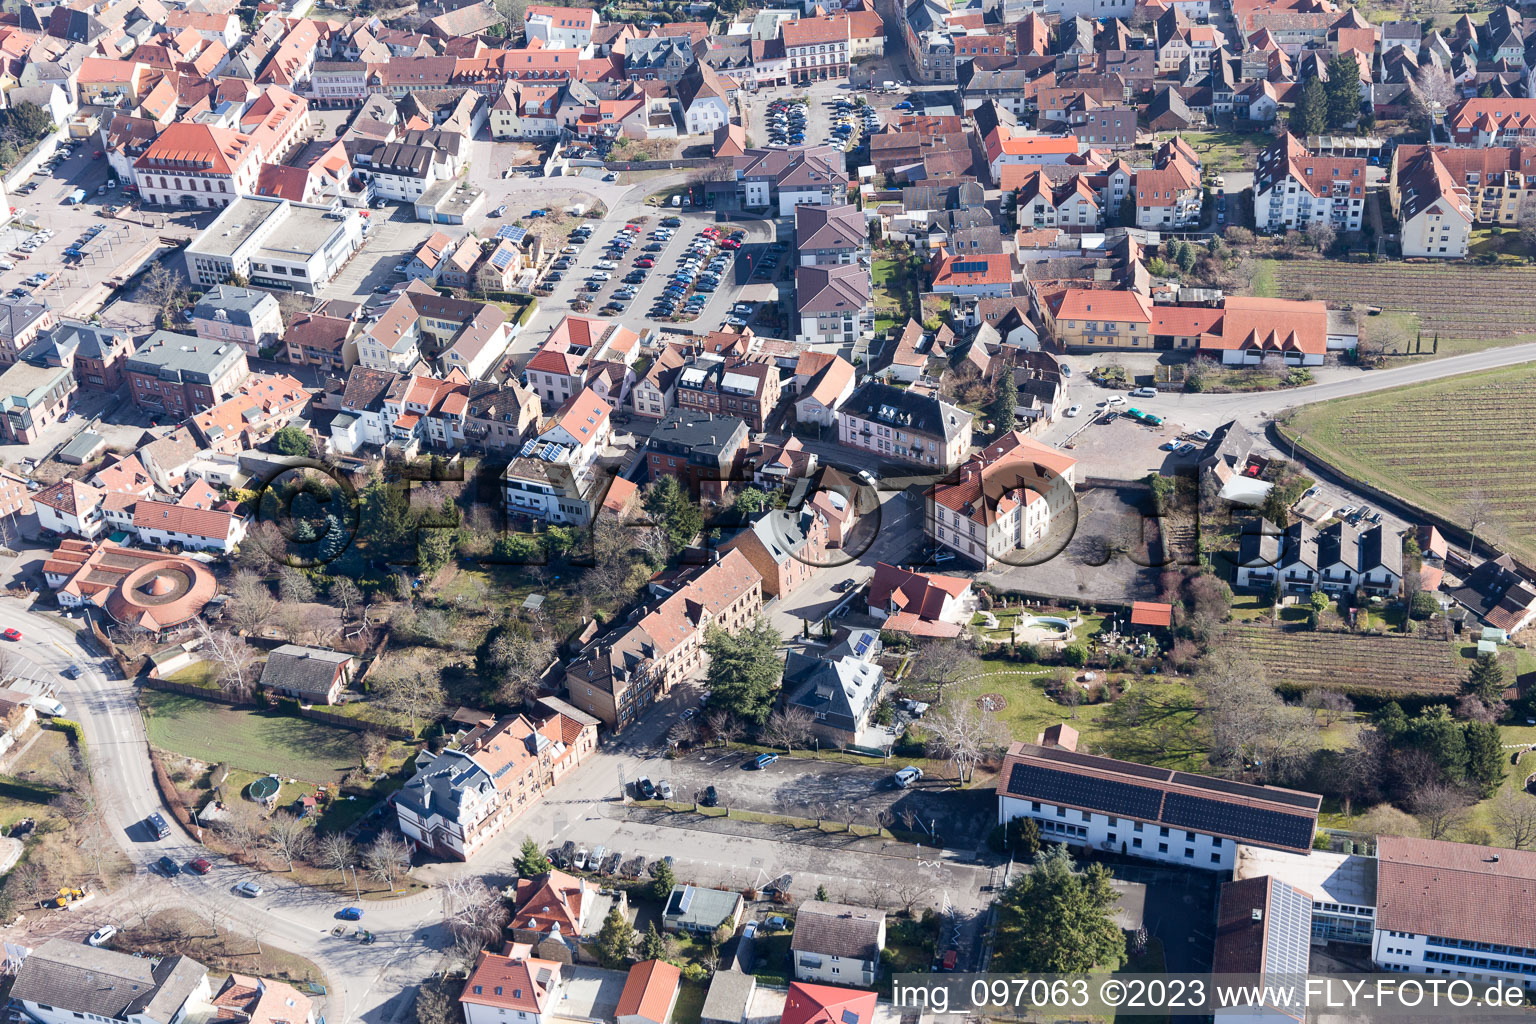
[{"x1": 105, "y1": 557, "x2": 218, "y2": 632}]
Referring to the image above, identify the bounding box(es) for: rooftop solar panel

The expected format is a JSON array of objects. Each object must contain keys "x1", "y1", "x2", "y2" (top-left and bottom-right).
[
  {"x1": 1162, "y1": 792, "x2": 1314, "y2": 850},
  {"x1": 1172, "y1": 772, "x2": 1322, "y2": 810},
  {"x1": 1034, "y1": 746, "x2": 1174, "y2": 781},
  {"x1": 1007, "y1": 763, "x2": 1164, "y2": 820}
]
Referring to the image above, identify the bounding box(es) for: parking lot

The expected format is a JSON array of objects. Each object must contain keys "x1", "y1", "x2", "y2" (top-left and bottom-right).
[
  {"x1": 534, "y1": 209, "x2": 779, "y2": 332},
  {"x1": 633, "y1": 748, "x2": 994, "y2": 845}
]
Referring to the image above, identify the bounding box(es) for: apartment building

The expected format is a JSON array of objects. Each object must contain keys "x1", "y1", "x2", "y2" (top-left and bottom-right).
[
  {"x1": 646, "y1": 409, "x2": 750, "y2": 501},
  {"x1": 124, "y1": 332, "x2": 249, "y2": 417},
  {"x1": 522, "y1": 314, "x2": 640, "y2": 406},
  {"x1": 133, "y1": 122, "x2": 262, "y2": 208},
  {"x1": 784, "y1": 13, "x2": 852, "y2": 83},
  {"x1": 927, "y1": 431, "x2": 1077, "y2": 569},
  {"x1": 734, "y1": 146, "x2": 849, "y2": 216},
  {"x1": 795, "y1": 264, "x2": 873, "y2": 347},
  {"x1": 1254, "y1": 133, "x2": 1366, "y2": 233},
  {"x1": 564, "y1": 551, "x2": 763, "y2": 731},
  {"x1": 191, "y1": 285, "x2": 284, "y2": 358},
  {"x1": 1447, "y1": 97, "x2": 1536, "y2": 146},
  {"x1": 837, "y1": 380, "x2": 972, "y2": 471}
]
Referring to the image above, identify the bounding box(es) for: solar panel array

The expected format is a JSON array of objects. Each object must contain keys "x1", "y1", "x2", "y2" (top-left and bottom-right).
[
  {"x1": 841, "y1": 1010, "x2": 860, "y2": 1024},
  {"x1": 1173, "y1": 772, "x2": 1321, "y2": 810},
  {"x1": 1007, "y1": 763, "x2": 1164, "y2": 820},
  {"x1": 1162, "y1": 792, "x2": 1314, "y2": 850},
  {"x1": 953, "y1": 260, "x2": 989, "y2": 275},
  {"x1": 490, "y1": 246, "x2": 517, "y2": 270},
  {"x1": 495, "y1": 225, "x2": 528, "y2": 243},
  {"x1": 1037, "y1": 746, "x2": 1173, "y2": 781},
  {"x1": 852, "y1": 633, "x2": 874, "y2": 658}
]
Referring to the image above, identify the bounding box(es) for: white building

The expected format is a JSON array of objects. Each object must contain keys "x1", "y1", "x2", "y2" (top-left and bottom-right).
[
  {"x1": 996, "y1": 732, "x2": 1321, "y2": 872},
  {"x1": 1254, "y1": 134, "x2": 1367, "y2": 233},
  {"x1": 927, "y1": 432, "x2": 1076, "y2": 569},
  {"x1": 524, "y1": 5, "x2": 599, "y2": 48},
  {"x1": 460, "y1": 951, "x2": 563, "y2": 1024},
  {"x1": 132, "y1": 498, "x2": 248, "y2": 553},
  {"x1": 11, "y1": 940, "x2": 211, "y2": 1024},
  {"x1": 790, "y1": 901, "x2": 886, "y2": 986},
  {"x1": 186, "y1": 196, "x2": 364, "y2": 294}
]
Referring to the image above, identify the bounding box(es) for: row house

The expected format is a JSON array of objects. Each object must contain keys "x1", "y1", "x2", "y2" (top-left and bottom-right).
[
  {"x1": 630, "y1": 344, "x2": 688, "y2": 419},
  {"x1": 796, "y1": 203, "x2": 867, "y2": 266},
  {"x1": 133, "y1": 494, "x2": 248, "y2": 554},
  {"x1": 784, "y1": 12, "x2": 852, "y2": 83},
  {"x1": 647, "y1": 409, "x2": 750, "y2": 502},
  {"x1": 1447, "y1": 97, "x2": 1536, "y2": 146},
  {"x1": 624, "y1": 36, "x2": 696, "y2": 82},
  {"x1": 1254, "y1": 133, "x2": 1366, "y2": 232},
  {"x1": 675, "y1": 356, "x2": 781, "y2": 433},
  {"x1": 1237, "y1": 518, "x2": 1404, "y2": 597},
  {"x1": 719, "y1": 507, "x2": 830, "y2": 599},
  {"x1": 563, "y1": 550, "x2": 763, "y2": 732},
  {"x1": 927, "y1": 431, "x2": 1077, "y2": 569}
]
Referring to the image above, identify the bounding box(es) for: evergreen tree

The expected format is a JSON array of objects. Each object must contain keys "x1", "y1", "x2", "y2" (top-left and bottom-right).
[
  {"x1": 733, "y1": 488, "x2": 769, "y2": 521},
  {"x1": 514, "y1": 837, "x2": 552, "y2": 877},
  {"x1": 986, "y1": 375, "x2": 1015, "y2": 436},
  {"x1": 1290, "y1": 77, "x2": 1327, "y2": 137},
  {"x1": 996, "y1": 844, "x2": 1125, "y2": 973},
  {"x1": 815, "y1": 884, "x2": 830, "y2": 902},
  {"x1": 645, "y1": 476, "x2": 704, "y2": 554},
  {"x1": 1373, "y1": 701, "x2": 1408, "y2": 740},
  {"x1": 1464, "y1": 720, "x2": 1508, "y2": 797},
  {"x1": 638, "y1": 922, "x2": 668, "y2": 961},
  {"x1": 651, "y1": 860, "x2": 677, "y2": 903},
  {"x1": 1405, "y1": 706, "x2": 1468, "y2": 783},
  {"x1": 1466, "y1": 652, "x2": 1507, "y2": 703},
  {"x1": 1324, "y1": 54, "x2": 1361, "y2": 129},
  {"x1": 595, "y1": 906, "x2": 636, "y2": 967},
  {"x1": 1174, "y1": 241, "x2": 1198, "y2": 274},
  {"x1": 704, "y1": 618, "x2": 784, "y2": 725}
]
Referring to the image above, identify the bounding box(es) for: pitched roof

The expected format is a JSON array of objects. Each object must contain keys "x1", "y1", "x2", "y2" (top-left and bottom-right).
[
  {"x1": 789, "y1": 902, "x2": 885, "y2": 960},
  {"x1": 867, "y1": 561, "x2": 970, "y2": 620},
  {"x1": 795, "y1": 264, "x2": 871, "y2": 316},
  {"x1": 461, "y1": 951, "x2": 562, "y2": 1014},
  {"x1": 259, "y1": 644, "x2": 351, "y2": 699},
  {"x1": 781, "y1": 984, "x2": 876, "y2": 1024},
  {"x1": 1053, "y1": 288, "x2": 1152, "y2": 323},
  {"x1": 616, "y1": 960, "x2": 681, "y2": 1024},
  {"x1": 1376, "y1": 835, "x2": 1536, "y2": 949}
]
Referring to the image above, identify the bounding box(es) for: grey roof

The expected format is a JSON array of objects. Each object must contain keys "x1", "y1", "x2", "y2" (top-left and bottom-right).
[
  {"x1": 732, "y1": 509, "x2": 821, "y2": 566},
  {"x1": 790, "y1": 901, "x2": 886, "y2": 960},
  {"x1": 663, "y1": 884, "x2": 741, "y2": 929},
  {"x1": 192, "y1": 285, "x2": 279, "y2": 329},
  {"x1": 1316, "y1": 520, "x2": 1360, "y2": 570},
  {"x1": 1238, "y1": 517, "x2": 1282, "y2": 568},
  {"x1": 260, "y1": 644, "x2": 351, "y2": 698},
  {"x1": 59, "y1": 431, "x2": 107, "y2": 461},
  {"x1": 1280, "y1": 521, "x2": 1319, "y2": 572},
  {"x1": 646, "y1": 409, "x2": 749, "y2": 463},
  {"x1": 0, "y1": 298, "x2": 52, "y2": 344},
  {"x1": 700, "y1": 971, "x2": 756, "y2": 1024},
  {"x1": 782, "y1": 649, "x2": 883, "y2": 733},
  {"x1": 126, "y1": 332, "x2": 245, "y2": 385},
  {"x1": 46, "y1": 320, "x2": 128, "y2": 361},
  {"x1": 1360, "y1": 525, "x2": 1403, "y2": 576},
  {"x1": 841, "y1": 380, "x2": 971, "y2": 443},
  {"x1": 11, "y1": 940, "x2": 206, "y2": 1024},
  {"x1": 397, "y1": 748, "x2": 494, "y2": 822},
  {"x1": 625, "y1": 35, "x2": 696, "y2": 69}
]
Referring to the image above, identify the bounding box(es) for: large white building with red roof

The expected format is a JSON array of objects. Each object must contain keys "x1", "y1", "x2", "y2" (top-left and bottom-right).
[
  {"x1": 134, "y1": 121, "x2": 262, "y2": 209},
  {"x1": 927, "y1": 431, "x2": 1077, "y2": 569},
  {"x1": 1254, "y1": 133, "x2": 1366, "y2": 233},
  {"x1": 461, "y1": 950, "x2": 563, "y2": 1024}
]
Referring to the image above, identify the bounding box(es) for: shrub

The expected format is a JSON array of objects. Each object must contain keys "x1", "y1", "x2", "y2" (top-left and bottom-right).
[{"x1": 51, "y1": 718, "x2": 85, "y2": 750}]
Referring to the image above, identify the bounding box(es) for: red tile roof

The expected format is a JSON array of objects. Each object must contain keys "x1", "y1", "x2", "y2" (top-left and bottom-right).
[
  {"x1": 1129, "y1": 600, "x2": 1173, "y2": 627},
  {"x1": 1376, "y1": 835, "x2": 1536, "y2": 948},
  {"x1": 461, "y1": 951, "x2": 562, "y2": 1014},
  {"x1": 867, "y1": 562, "x2": 970, "y2": 620},
  {"x1": 616, "y1": 960, "x2": 681, "y2": 1024},
  {"x1": 1053, "y1": 288, "x2": 1152, "y2": 323},
  {"x1": 781, "y1": 983, "x2": 876, "y2": 1024}
]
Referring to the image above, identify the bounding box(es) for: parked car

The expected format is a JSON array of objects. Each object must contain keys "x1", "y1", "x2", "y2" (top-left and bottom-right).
[
  {"x1": 637, "y1": 777, "x2": 656, "y2": 799},
  {"x1": 235, "y1": 880, "x2": 263, "y2": 897},
  {"x1": 337, "y1": 907, "x2": 364, "y2": 921},
  {"x1": 658, "y1": 780, "x2": 674, "y2": 800},
  {"x1": 748, "y1": 753, "x2": 779, "y2": 770},
  {"x1": 87, "y1": 925, "x2": 117, "y2": 947},
  {"x1": 156, "y1": 856, "x2": 181, "y2": 877},
  {"x1": 189, "y1": 858, "x2": 212, "y2": 874},
  {"x1": 701, "y1": 785, "x2": 718, "y2": 807},
  {"x1": 1065, "y1": 404, "x2": 1081, "y2": 417},
  {"x1": 1130, "y1": 387, "x2": 1157, "y2": 398},
  {"x1": 893, "y1": 766, "x2": 924, "y2": 788}
]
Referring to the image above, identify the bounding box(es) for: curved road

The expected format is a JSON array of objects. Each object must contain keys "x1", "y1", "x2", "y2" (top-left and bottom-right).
[{"x1": 0, "y1": 599, "x2": 450, "y2": 1024}]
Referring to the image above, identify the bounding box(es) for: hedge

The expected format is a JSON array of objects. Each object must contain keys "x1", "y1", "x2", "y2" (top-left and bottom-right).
[{"x1": 50, "y1": 718, "x2": 85, "y2": 752}]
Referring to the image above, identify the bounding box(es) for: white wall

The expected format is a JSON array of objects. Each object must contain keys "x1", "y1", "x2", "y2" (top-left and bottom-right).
[{"x1": 998, "y1": 795, "x2": 1238, "y2": 871}]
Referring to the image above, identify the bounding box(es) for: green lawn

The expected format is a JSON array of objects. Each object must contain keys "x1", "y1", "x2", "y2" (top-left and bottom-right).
[
  {"x1": 673, "y1": 981, "x2": 706, "y2": 1024},
  {"x1": 141, "y1": 689, "x2": 366, "y2": 785},
  {"x1": 1156, "y1": 130, "x2": 1276, "y2": 173},
  {"x1": 952, "y1": 657, "x2": 1208, "y2": 769}
]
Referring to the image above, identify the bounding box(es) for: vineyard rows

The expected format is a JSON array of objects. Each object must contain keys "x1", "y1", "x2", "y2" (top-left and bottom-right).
[
  {"x1": 1223, "y1": 625, "x2": 1466, "y2": 698},
  {"x1": 1271, "y1": 263, "x2": 1536, "y2": 339}
]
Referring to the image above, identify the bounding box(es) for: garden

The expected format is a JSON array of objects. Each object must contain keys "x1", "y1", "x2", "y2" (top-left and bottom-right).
[{"x1": 1218, "y1": 624, "x2": 1469, "y2": 700}]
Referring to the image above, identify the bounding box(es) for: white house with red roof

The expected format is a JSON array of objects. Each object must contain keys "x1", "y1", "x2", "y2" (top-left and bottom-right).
[
  {"x1": 1254, "y1": 133, "x2": 1366, "y2": 232},
  {"x1": 983, "y1": 129, "x2": 1079, "y2": 185},
  {"x1": 501, "y1": 388, "x2": 613, "y2": 525},
  {"x1": 1448, "y1": 97, "x2": 1536, "y2": 146},
  {"x1": 781, "y1": 983, "x2": 876, "y2": 1024},
  {"x1": 134, "y1": 122, "x2": 263, "y2": 209},
  {"x1": 927, "y1": 251, "x2": 1015, "y2": 298},
  {"x1": 33, "y1": 481, "x2": 108, "y2": 540},
  {"x1": 927, "y1": 431, "x2": 1077, "y2": 569},
  {"x1": 461, "y1": 950, "x2": 563, "y2": 1024},
  {"x1": 524, "y1": 5, "x2": 600, "y2": 48},
  {"x1": 865, "y1": 562, "x2": 972, "y2": 637}
]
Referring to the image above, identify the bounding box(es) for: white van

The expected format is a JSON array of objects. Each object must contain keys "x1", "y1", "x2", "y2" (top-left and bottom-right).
[
  {"x1": 671, "y1": 195, "x2": 682, "y2": 207},
  {"x1": 1103, "y1": 395, "x2": 1127, "y2": 407},
  {"x1": 29, "y1": 696, "x2": 65, "y2": 717}
]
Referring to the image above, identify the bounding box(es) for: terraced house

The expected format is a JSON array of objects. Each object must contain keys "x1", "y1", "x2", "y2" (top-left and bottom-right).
[
  {"x1": 837, "y1": 380, "x2": 972, "y2": 470},
  {"x1": 784, "y1": 12, "x2": 852, "y2": 83}
]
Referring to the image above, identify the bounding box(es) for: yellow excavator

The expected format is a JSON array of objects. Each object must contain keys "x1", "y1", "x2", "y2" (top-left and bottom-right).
[{"x1": 44, "y1": 887, "x2": 87, "y2": 909}]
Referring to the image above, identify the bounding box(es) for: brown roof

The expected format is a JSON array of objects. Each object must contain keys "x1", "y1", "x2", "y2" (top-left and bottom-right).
[
  {"x1": 460, "y1": 951, "x2": 561, "y2": 1014},
  {"x1": 615, "y1": 960, "x2": 681, "y2": 1024},
  {"x1": 1376, "y1": 835, "x2": 1536, "y2": 947},
  {"x1": 789, "y1": 901, "x2": 884, "y2": 960},
  {"x1": 132, "y1": 498, "x2": 242, "y2": 541}
]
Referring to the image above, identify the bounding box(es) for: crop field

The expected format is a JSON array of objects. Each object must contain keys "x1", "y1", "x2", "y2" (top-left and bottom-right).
[
  {"x1": 1284, "y1": 364, "x2": 1536, "y2": 563},
  {"x1": 1221, "y1": 625, "x2": 1467, "y2": 698},
  {"x1": 1262, "y1": 260, "x2": 1536, "y2": 355}
]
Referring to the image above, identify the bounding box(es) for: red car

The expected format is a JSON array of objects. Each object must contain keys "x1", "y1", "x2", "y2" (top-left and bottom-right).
[
  {"x1": 720, "y1": 239, "x2": 742, "y2": 250},
  {"x1": 189, "y1": 858, "x2": 212, "y2": 875},
  {"x1": 635, "y1": 257, "x2": 654, "y2": 267},
  {"x1": 1, "y1": 629, "x2": 21, "y2": 642},
  {"x1": 92, "y1": 150, "x2": 103, "y2": 159}
]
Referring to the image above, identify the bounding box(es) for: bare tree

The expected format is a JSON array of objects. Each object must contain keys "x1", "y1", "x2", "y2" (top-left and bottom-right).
[
  {"x1": 213, "y1": 800, "x2": 263, "y2": 860},
  {"x1": 317, "y1": 832, "x2": 357, "y2": 877},
  {"x1": 361, "y1": 731, "x2": 389, "y2": 771},
  {"x1": 265, "y1": 812, "x2": 314, "y2": 870},
  {"x1": 141, "y1": 262, "x2": 190, "y2": 327},
  {"x1": 197, "y1": 622, "x2": 260, "y2": 700},
  {"x1": 228, "y1": 571, "x2": 277, "y2": 634},
  {"x1": 330, "y1": 577, "x2": 363, "y2": 621},
  {"x1": 440, "y1": 876, "x2": 510, "y2": 957},
  {"x1": 888, "y1": 877, "x2": 938, "y2": 916},
  {"x1": 1302, "y1": 689, "x2": 1352, "y2": 726},
  {"x1": 1490, "y1": 790, "x2": 1536, "y2": 850},
  {"x1": 1199, "y1": 648, "x2": 1317, "y2": 781},
  {"x1": 1410, "y1": 63, "x2": 1457, "y2": 134},
  {"x1": 668, "y1": 717, "x2": 700, "y2": 750},
  {"x1": 707, "y1": 710, "x2": 744, "y2": 747},
  {"x1": 372, "y1": 651, "x2": 446, "y2": 735},
  {"x1": 1461, "y1": 489, "x2": 1496, "y2": 559},
  {"x1": 763, "y1": 706, "x2": 815, "y2": 752},
  {"x1": 908, "y1": 641, "x2": 981, "y2": 706},
  {"x1": 364, "y1": 832, "x2": 412, "y2": 889},
  {"x1": 925, "y1": 698, "x2": 997, "y2": 784},
  {"x1": 1409, "y1": 782, "x2": 1472, "y2": 840},
  {"x1": 486, "y1": 628, "x2": 556, "y2": 706}
]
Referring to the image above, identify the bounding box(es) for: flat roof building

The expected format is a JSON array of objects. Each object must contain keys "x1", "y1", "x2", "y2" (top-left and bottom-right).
[{"x1": 186, "y1": 196, "x2": 364, "y2": 294}]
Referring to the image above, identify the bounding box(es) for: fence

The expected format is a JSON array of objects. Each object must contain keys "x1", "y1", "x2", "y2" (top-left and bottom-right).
[
  {"x1": 143, "y1": 675, "x2": 261, "y2": 707},
  {"x1": 298, "y1": 704, "x2": 417, "y2": 741},
  {"x1": 603, "y1": 158, "x2": 714, "y2": 171}
]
